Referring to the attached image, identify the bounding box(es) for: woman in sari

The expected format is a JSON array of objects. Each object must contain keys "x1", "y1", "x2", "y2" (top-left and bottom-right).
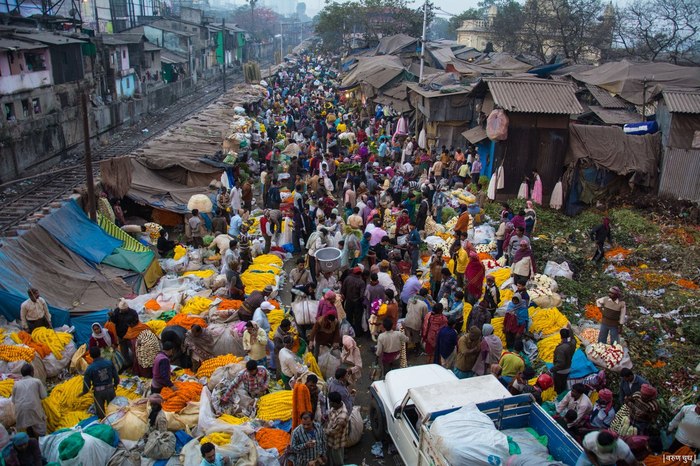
[
  {"x1": 422, "y1": 303, "x2": 448, "y2": 363},
  {"x1": 340, "y1": 335, "x2": 363, "y2": 385},
  {"x1": 465, "y1": 251, "x2": 485, "y2": 305},
  {"x1": 88, "y1": 323, "x2": 114, "y2": 355},
  {"x1": 503, "y1": 295, "x2": 529, "y2": 350},
  {"x1": 473, "y1": 323, "x2": 503, "y2": 376},
  {"x1": 184, "y1": 324, "x2": 216, "y2": 372},
  {"x1": 511, "y1": 241, "x2": 536, "y2": 285}
]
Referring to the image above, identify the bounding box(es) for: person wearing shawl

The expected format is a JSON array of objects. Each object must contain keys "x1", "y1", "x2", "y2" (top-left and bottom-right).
[
  {"x1": 89, "y1": 323, "x2": 114, "y2": 351},
  {"x1": 361, "y1": 199, "x2": 375, "y2": 226},
  {"x1": 358, "y1": 232, "x2": 371, "y2": 265},
  {"x1": 626, "y1": 384, "x2": 660, "y2": 435},
  {"x1": 147, "y1": 394, "x2": 168, "y2": 433},
  {"x1": 524, "y1": 201, "x2": 537, "y2": 236},
  {"x1": 340, "y1": 335, "x2": 362, "y2": 385},
  {"x1": 184, "y1": 324, "x2": 216, "y2": 372},
  {"x1": 317, "y1": 291, "x2": 338, "y2": 320},
  {"x1": 474, "y1": 323, "x2": 503, "y2": 376},
  {"x1": 590, "y1": 389, "x2": 616, "y2": 429},
  {"x1": 422, "y1": 303, "x2": 448, "y2": 363},
  {"x1": 465, "y1": 251, "x2": 486, "y2": 304},
  {"x1": 454, "y1": 326, "x2": 482, "y2": 379},
  {"x1": 503, "y1": 294, "x2": 529, "y2": 350},
  {"x1": 511, "y1": 240, "x2": 536, "y2": 285},
  {"x1": 309, "y1": 313, "x2": 341, "y2": 358},
  {"x1": 434, "y1": 319, "x2": 458, "y2": 368}
]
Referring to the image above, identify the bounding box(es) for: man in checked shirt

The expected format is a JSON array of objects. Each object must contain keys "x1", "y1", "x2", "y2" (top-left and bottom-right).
[{"x1": 290, "y1": 411, "x2": 328, "y2": 466}]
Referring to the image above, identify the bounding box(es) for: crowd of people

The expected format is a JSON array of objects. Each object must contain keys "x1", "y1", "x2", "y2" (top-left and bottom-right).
[{"x1": 4, "y1": 49, "x2": 699, "y2": 466}]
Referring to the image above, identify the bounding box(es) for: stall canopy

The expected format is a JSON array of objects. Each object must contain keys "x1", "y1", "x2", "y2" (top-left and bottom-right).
[
  {"x1": 0, "y1": 226, "x2": 131, "y2": 321},
  {"x1": 565, "y1": 124, "x2": 661, "y2": 187},
  {"x1": 38, "y1": 200, "x2": 122, "y2": 263},
  {"x1": 38, "y1": 200, "x2": 162, "y2": 290},
  {"x1": 571, "y1": 60, "x2": 700, "y2": 105},
  {"x1": 128, "y1": 159, "x2": 207, "y2": 213}
]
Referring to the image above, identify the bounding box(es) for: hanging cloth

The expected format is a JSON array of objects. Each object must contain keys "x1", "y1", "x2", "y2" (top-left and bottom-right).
[
  {"x1": 497, "y1": 165, "x2": 505, "y2": 190},
  {"x1": 550, "y1": 181, "x2": 564, "y2": 210},
  {"x1": 517, "y1": 182, "x2": 529, "y2": 199},
  {"x1": 487, "y1": 173, "x2": 497, "y2": 200},
  {"x1": 418, "y1": 127, "x2": 427, "y2": 150},
  {"x1": 532, "y1": 174, "x2": 543, "y2": 205}
]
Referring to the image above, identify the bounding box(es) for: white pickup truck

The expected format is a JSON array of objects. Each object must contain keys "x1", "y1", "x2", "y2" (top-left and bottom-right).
[{"x1": 369, "y1": 364, "x2": 583, "y2": 466}]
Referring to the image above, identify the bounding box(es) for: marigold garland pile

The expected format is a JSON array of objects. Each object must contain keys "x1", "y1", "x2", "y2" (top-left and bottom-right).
[
  {"x1": 168, "y1": 313, "x2": 207, "y2": 330},
  {"x1": 0, "y1": 379, "x2": 14, "y2": 398},
  {"x1": 30, "y1": 328, "x2": 73, "y2": 359},
  {"x1": 42, "y1": 376, "x2": 93, "y2": 432},
  {"x1": 218, "y1": 414, "x2": 250, "y2": 425},
  {"x1": 160, "y1": 381, "x2": 203, "y2": 412},
  {"x1": 256, "y1": 390, "x2": 293, "y2": 421},
  {"x1": 180, "y1": 296, "x2": 213, "y2": 315},
  {"x1": 255, "y1": 427, "x2": 290, "y2": 454},
  {"x1": 0, "y1": 345, "x2": 35, "y2": 363},
  {"x1": 217, "y1": 299, "x2": 243, "y2": 310},
  {"x1": 529, "y1": 307, "x2": 569, "y2": 336},
  {"x1": 200, "y1": 432, "x2": 231, "y2": 445},
  {"x1": 10, "y1": 331, "x2": 51, "y2": 358},
  {"x1": 196, "y1": 355, "x2": 243, "y2": 378},
  {"x1": 145, "y1": 319, "x2": 167, "y2": 336}
]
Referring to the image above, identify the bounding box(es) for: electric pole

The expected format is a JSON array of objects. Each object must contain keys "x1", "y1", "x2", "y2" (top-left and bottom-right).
[
  {"x1": 222, "y1": 17, "x2": 226, "y2": 93},
  {"x1": 81, "y1": 92, "x2": 97, "y2": 221},
  {"x1": 419, "y1": 0, "x2": 428, "y2": 83}
]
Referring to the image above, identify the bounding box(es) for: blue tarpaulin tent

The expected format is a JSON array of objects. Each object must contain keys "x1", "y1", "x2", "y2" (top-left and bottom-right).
[
  {"x1": 0, "y1": 222, "x2": 131, "y2": 344},
  {"x1": 38, "y1": 200, "x2": 122, "y2": 263}
]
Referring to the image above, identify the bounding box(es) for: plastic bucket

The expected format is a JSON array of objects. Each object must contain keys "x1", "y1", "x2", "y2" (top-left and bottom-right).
[{"x1": 316, "y1": 247, "x2": 342, "y2": 272}]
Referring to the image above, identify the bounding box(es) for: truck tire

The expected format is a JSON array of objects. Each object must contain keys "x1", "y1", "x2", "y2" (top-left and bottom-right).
[{"x1": 369, "y1": 397, "x2": 386, "y2": 440}]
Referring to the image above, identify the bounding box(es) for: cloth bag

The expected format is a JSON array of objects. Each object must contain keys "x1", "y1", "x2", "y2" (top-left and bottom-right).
[{"x1": 143, "y1": 430, "x2": 176, "y2": 459}]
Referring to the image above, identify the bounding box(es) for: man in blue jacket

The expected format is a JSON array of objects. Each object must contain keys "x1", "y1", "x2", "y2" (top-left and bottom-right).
[{"x1": 81, "y1": 346, "x2": 119, "y2": 419}]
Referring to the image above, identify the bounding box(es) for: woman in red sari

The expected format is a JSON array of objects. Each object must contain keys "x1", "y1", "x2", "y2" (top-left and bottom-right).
[
  {"x1": 465, "y1": 251, "x2": 485, "y2": 305},
  {"x1": 422, "y1": 303, "x2": 448, "y2": 363}
]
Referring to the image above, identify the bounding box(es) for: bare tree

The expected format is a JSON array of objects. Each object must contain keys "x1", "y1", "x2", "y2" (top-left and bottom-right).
[{"x1": 615, "y1": 0, "x2": 699, "y2": 62}]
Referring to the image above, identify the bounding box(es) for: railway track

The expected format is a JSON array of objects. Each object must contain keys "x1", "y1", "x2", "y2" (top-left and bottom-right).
[{"x1": 0, "y1": 74, "x2": 241, "y2": 236}]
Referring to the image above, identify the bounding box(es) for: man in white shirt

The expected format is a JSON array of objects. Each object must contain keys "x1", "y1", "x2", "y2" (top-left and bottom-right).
[
  {"x1": 188, "y1": 209, "x2": 204, "y2": 248},
  {"x1": 579, "y1": 430, "x2": 637, "y2": 466},
  {"x1": 376, "y1": 318, "x2": 408, "y2": 377},
  {"x1": 20, "y1": 288, "x2": 52, "y2": 331},
  {"x1": 556, "y1": 383, "x2": 593, "y2": 429},
  {"x1": 667, "y1": 398, "x2": 700, "y2": 451},
  {"x1": 278, "y1": 336, "x2": 306, "y2": 387}
]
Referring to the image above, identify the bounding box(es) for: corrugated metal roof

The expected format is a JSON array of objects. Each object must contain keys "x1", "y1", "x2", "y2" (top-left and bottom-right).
[
  {"x1": 0, "y1": 37, "x2": 46, "y2": 51},
  {"x1": 659, "y1": 148, "x2": 700, "y2": 202},
  {"x1": 484, "y1": 78, "x2": 583, "y2": 114},
  {"x1": 588, "y1": 106, "x2": 642, "y2": 125},
  {"x1": 663, "y1": 90, "x2": 700, "y2": 114},
  {"x1": 585, "y1": 83, "x2": 627, "y2": 109},
  {"x1": 10, "y1": 31, "x2": 86, "y2": 45},
  {"x1": 160, "y1": 50, "x2": 187, "y2": 64},
  {"x1": 462, "y1": 125, "x2": 488, "y2": 144}
]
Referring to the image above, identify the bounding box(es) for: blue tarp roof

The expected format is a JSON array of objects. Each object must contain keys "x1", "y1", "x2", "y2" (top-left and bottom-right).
[
  {"x1": 38, "y1": 200, "x2": 122, "y2": 263},
  {"x1": 0, "y1": 221, "x2": 131, "y2": 344}
]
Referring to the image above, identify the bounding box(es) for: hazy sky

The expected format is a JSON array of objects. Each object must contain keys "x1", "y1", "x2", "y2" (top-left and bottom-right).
[{"x1": 304, "y1": 0, "x2": 482, "y2": 17}]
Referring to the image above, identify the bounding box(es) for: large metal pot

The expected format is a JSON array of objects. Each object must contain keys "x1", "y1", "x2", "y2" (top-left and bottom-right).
[{"x1": 315, "y1": 247, "x2": 342, "y2": 272}]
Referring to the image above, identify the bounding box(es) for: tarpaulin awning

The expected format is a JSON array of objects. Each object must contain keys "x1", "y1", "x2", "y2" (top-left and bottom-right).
[
  {"x1": 0, "y1": 227, "x2": 131, "y2": 318},
  {"x1": 565, "y1": 124, "x2": 661, "y2": 187},
  {"x1": 128, "y1": 159, "x2": 209, "y2": 213},
  {"x1": 571, "y1": 60, "x2": 700, "y2": 105},
  {"x1": 38, "y1": 200, "x2": 122, "y2": 263}
]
